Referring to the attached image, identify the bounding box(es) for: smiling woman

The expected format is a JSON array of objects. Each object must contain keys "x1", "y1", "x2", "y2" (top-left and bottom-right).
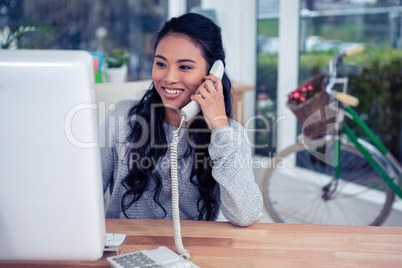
[
  {"x1": 100, "y1": 13, "x2": 263, "y2": 228},
  {"x1": 152, "y1": 34, "x2": 207, "y2": 125}
]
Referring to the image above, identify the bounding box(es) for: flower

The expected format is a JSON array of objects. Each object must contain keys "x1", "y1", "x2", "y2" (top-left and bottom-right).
[
  {"x1": 288, "y1": 83, "x2": 317, "y2": 105},
  {"x1": 292, "y1": 90, "x2": 301, "y2": 99}
]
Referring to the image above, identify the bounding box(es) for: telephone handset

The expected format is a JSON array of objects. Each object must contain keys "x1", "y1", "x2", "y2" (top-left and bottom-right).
[
  {"x1": 170, "y1": 60, "x2": 225, "y2": 260},
  {"x1": 181, "y1": 60, "x2": 225, "y2": 121}
]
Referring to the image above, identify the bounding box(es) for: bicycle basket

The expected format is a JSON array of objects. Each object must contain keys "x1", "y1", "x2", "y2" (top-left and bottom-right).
[{"x1": 287, "y1": 74, "x2": 336, "y2": 138}]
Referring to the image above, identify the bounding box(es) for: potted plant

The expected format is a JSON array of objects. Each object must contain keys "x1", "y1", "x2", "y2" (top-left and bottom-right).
[
  {"x1": 0, "y1": 22, "x2": 55, "y2": 49},
  {"x1": 104, "y1": 48, "x2": 130, "y2": 83}
]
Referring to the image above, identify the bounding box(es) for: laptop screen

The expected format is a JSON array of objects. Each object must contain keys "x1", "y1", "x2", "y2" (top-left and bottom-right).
[{"x1": 0, "y1": 50, "x2": 105, "y2": 261}]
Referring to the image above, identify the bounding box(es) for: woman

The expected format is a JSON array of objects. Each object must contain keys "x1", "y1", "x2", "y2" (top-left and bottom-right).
[{"x1": 100, "y1": 13, "x2": 262, "y2": 227}]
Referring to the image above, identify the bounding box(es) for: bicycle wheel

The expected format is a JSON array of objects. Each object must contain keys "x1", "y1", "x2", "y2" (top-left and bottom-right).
[{"x1": 262, "y1": 137, "x2": 395, "y2": 226}]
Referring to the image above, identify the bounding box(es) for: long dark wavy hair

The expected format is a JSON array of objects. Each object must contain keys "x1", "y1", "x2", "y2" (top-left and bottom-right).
[{"x1": 120, "y1": 13, "x2": 232, "y2": 221}]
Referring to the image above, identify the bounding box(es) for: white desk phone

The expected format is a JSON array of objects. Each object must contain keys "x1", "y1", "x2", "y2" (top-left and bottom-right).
[{"x1": 170, "y1": 60, "x2": 225, "y2": 259}]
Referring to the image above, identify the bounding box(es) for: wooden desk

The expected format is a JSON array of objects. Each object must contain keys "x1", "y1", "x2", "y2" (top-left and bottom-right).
[{"x1": 1, "y1": 219, "x2": 402, "y2": 267}]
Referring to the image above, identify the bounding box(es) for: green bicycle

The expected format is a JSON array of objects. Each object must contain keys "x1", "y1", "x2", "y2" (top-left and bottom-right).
[{"x1": 260, "y1": 46, "x2": 402, "y2": 226}]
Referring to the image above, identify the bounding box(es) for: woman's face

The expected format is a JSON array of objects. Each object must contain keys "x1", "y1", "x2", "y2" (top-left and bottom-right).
[{"x1": 152, "y1": 33, "x2": 208, "y2": 111}]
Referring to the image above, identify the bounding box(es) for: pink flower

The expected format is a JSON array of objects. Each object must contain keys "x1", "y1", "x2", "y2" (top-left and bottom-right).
[{"x1": 289, "y1": 82, "x2": 318, "y2": 106}]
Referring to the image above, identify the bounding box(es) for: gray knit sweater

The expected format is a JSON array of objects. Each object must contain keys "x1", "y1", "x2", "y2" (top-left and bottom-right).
[{"x1": 99, "y1": 99, "x2": 262, "y2": 227}]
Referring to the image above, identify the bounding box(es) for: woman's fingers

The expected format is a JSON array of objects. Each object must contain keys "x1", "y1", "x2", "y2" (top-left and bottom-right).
[
  {"x1": 190, "y1": 76, "x2": 227, "y2": 130},
  {"x1": 204, "y1": 75, "x2": 222, "y2": 92}
]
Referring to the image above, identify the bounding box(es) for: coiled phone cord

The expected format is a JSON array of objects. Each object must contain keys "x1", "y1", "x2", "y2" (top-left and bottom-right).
[{"x1": 170, "y1": 116, "x2": 190, "y2": 260}]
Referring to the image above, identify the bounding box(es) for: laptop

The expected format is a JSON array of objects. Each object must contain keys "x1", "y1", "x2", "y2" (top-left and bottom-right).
[{"x1": 0, "y1": 50, "x2": 106, "y2": 260}]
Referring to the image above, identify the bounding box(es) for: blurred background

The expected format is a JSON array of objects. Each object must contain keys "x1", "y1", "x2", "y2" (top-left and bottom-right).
[{"x1": 0, "y1": 0, "x2": 400, "y2": 161}]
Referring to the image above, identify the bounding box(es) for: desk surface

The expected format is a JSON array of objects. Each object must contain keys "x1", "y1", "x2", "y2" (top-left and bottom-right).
[{"x1": 1, "y1": 219, "x2": 402, "y2": 267}]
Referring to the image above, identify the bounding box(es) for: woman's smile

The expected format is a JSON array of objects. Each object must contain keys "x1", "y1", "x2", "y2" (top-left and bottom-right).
[{"x1": 162, "y1": 86, "x2": 184, "y2": 98}]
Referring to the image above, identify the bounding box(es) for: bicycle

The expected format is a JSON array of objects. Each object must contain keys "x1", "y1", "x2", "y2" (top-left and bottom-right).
[{"x1": 260, "y1": 45, "x2": 402, "y2": 226}]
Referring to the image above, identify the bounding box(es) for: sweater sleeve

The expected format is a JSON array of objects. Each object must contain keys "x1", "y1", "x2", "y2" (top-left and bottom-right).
[
  {"x1": 208, "y1": 120, "x2": 263, "y2": 227},
  {"x1": 98, "y1": 99, "x2": 136, "y2": 195},
  {"x1": 99, "y1": 107, "x2": 116, "y2": 194}
]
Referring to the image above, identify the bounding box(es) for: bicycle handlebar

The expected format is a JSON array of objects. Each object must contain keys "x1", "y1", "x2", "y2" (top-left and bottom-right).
[
  {"x1": 336, "y1": 92, "x2": 359, "y2": 107},
  {"x1": 344, "y1": 45, "x2": 365, "y2": 57},
  {"x1": 326, "y1": 45, "x2": 365, "y2": 107}
]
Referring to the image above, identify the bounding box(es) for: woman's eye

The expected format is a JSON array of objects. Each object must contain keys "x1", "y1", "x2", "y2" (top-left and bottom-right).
[
  {"x1": 155, "y1": 62, "x2": 165, "y2": 68},
  {"x1": 180, "y1": 65, "x2": 192, "y2": 70}
]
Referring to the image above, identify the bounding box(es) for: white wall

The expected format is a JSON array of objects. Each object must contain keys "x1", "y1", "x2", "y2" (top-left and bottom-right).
[
  {"x1": 200, "y1": 0, "x2": 256, "y2": 85},
  {"x1": 201, "y1": 0, "x2": 257, "y2": 143},
  {"x1": 168, "y1": 0, "x2": 187, "y2": 18}
]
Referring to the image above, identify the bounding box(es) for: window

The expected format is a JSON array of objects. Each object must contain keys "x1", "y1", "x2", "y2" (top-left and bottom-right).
[
  {"x1": 255, "y1": 0, "x2": 279, "y2": 156},
  {"x1": 0, "y1": 0, "x2": 168, "y2": 81},
  {"x1": 256, "y1": 0, "x2": 402, "y2": 161}
]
